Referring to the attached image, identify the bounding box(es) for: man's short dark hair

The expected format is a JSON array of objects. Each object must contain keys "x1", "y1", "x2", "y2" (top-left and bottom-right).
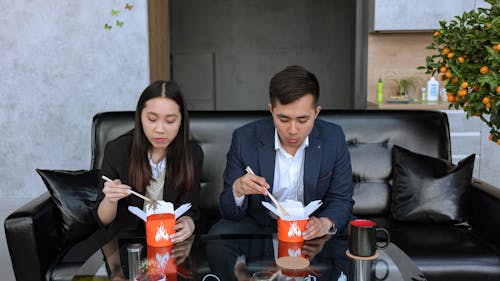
[{"x1": 269, "y1": 65, "x2": 319, "y2": 107}]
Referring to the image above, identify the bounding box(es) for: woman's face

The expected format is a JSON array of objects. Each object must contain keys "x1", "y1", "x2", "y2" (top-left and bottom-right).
[{"x1": 141, "y1": 97, "x2": 182, "y2": 156}]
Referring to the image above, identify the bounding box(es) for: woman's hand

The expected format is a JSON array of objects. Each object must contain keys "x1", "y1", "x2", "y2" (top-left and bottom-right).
[
  {"x1": 171, "y1": 216, "x2": 195, "y2": 243},
  {"x1": 102, "y1": 179, "x2": 130, "y2": 203},
  {"x1": 98, "y1": 179, "x2": 131, "y2": 225}
]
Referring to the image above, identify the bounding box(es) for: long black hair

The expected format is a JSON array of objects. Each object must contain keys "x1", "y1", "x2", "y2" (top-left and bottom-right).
[{"x1": 129, "y1": 80, "x2": 194, "y2": 193}]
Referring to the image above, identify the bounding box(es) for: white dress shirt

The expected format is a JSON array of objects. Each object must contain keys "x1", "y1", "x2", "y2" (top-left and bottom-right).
[{"x1": 234, "y1": 130, "x2": 309, "y2": 206}]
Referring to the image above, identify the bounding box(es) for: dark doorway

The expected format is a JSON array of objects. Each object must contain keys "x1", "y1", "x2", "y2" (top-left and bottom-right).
[{"x1": 170, "y1": 0, "x2": 361, "y2": 110}]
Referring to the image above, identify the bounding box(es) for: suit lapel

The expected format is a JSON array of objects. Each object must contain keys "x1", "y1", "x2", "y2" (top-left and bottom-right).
[
  {"x1": 258, "y1": 120, "x2": 276, "y2": 200},
  {"x1": 304, "y1": 125, "x2": 322, "y2": 204}
]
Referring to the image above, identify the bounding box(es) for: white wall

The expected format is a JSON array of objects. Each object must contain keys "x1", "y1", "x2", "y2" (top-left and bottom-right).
[{"x1": 0, "y1": 0, "x2": 149, "y2": 199}]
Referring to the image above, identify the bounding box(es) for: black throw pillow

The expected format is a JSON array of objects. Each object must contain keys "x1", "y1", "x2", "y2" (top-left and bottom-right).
[
  {"x1": 390, "y1": 145, "x2": 475, "y2": 223},
  {"x1": 36, "y1": 169, "x2": 100, "y2": 246}
]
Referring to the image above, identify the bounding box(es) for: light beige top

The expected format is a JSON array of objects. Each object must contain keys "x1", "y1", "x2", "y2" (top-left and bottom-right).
[{"x1": 143, "y1": 169, "x2": 166, "y2": 211}]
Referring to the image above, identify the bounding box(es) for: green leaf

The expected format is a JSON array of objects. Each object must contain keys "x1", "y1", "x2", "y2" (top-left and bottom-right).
[
  {"x1": 116, "y1": 20, "x2": 124, "y2": 27},
  {"x1": 111, "y1": 9, "x2": 119, "y2": 16}
]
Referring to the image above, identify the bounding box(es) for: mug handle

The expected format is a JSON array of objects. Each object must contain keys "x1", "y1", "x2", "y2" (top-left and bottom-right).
[{"x1": 375, "y1": 228, "x2": 390, "y2": 249}]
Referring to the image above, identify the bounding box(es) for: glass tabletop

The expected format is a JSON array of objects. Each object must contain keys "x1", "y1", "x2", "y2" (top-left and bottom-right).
[{"x1": 74, "y1": 233, "x2": 425, "y2": 281}]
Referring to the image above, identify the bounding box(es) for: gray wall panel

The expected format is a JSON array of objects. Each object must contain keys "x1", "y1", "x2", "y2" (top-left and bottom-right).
[{"x1": 170, "y1": 0, "x2": 356, "y2": 110}]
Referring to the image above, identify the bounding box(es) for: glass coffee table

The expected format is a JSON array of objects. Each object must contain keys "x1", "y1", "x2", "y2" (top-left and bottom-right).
[{"x1": 73, "y1": 233, "x2": 426, "y2": 281}]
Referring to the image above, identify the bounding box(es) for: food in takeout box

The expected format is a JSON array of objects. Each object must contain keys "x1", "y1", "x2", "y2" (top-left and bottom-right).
[
  {"x1": 128, "y1": 201, "x2": 191, "y2": 247},
  {"x1": 262, "y1": 200, "x2": 322, "y2": 242}
]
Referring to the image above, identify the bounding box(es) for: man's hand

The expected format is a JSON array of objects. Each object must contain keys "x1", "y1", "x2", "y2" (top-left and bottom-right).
[
  {"x1": 302, "y1": 216, "x2": 334, "y2": 240},
  {"x1": 232, "y1": 173, "x2": 270, "y2": 197}
]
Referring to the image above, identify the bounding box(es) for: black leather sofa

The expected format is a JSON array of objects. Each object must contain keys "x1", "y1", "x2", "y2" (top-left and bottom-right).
[{"x1": 5, "y1": 110, "x2": 500, "y2": 281}]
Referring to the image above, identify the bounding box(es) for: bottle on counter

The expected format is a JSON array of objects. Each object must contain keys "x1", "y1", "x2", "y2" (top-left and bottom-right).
[
  {"x1": 377, "y1": 78, "x2": 384, "y2": 104},
  {"x1": 421, "y1": 87, "x2": 427, "y2": 102},
  {"x1": 426, "y1": 77, "x2": 439, "y2": 102}
]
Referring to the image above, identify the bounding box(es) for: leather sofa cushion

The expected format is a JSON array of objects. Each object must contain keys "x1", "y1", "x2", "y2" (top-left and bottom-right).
[
  {"x1": 36, "y1": 169, "x2": 100, "y2": 247},
  {"x1": 390, "y1": 145, "x2": 475, "y2": 223},
  {"x1": 374, "y1": 217, "x2": 500, "y2": 281}
]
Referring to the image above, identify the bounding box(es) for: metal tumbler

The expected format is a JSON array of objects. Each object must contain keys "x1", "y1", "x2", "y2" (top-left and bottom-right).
[{"x1": 127, "y1": 243, "x2": 144, "y2": 281}]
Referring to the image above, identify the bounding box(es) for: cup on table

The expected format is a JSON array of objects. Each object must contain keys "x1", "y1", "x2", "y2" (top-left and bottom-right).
[{"x1": 348, "y1": 219, "x2": 390, "y2": 257}]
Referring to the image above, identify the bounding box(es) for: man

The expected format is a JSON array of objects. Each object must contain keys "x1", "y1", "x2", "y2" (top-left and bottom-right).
[{"x1": 216, "y1": 65, "x2": 354, "y2": 240}]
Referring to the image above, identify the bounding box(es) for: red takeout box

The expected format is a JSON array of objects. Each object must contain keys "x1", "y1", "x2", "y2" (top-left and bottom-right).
[
  {"x1": 128, "y1": 201, "x2": 191, "y2": 247},
  {"x1": 262, "y1": 200, "x2": 322, "y2": 242}
]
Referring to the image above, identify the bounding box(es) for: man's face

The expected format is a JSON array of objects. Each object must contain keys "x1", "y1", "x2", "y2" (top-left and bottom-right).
[{"x1": 269, "y1": 94, "x2": 320, "y2": 155}]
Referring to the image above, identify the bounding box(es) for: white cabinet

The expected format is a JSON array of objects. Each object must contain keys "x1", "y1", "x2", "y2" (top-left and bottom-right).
[{"x1": 370, "y1": 0, "x2": 488, "y2": 32}]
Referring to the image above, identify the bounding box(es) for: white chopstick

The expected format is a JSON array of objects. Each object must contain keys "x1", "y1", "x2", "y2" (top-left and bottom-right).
[
  {"x1": 245, "y1": 166, "x2": 290, "y2": 217},
  {"x1": 101, "y1": 175, "x2": 154, "y2": 203}
]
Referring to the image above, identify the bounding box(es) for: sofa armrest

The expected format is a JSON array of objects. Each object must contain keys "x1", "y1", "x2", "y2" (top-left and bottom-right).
[
  {"x1": 467, "y1": 178, "x2": 500, "y2": 251},
  {"x1": 4, "y1": 192, "x2": 63, "y2": 281}
]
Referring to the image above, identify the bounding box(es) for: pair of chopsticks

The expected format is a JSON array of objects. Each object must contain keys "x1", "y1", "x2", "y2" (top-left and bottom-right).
[
  {"x1": 245, "y1": 166, "x2": 290, "y2": 216},
  {"x1": 101, "y1": 176, "x2": 159, "y2": 207}
]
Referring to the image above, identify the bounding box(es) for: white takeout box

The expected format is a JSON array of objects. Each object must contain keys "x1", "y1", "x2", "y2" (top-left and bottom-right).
[
  {"x1": 262, "y1": 199, "x2": 322, "y2": 220},
  {"x1": 127, "y1": 201, "x2": 192, "y2": 222}
]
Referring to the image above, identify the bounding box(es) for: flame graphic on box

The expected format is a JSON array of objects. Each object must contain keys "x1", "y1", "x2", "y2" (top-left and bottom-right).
[
  {"x1": 288, "y1": 248, "x2": 302, "y2": 257},
  {"x1": 155, "y1": 222, "x2": 170, "y2": 242},
  {"x1": 156, "y1": 252, "x2": 170, "y2": 271},
  {"x1": 287, "y1": 221, "x2": 302, "y2": 238}
]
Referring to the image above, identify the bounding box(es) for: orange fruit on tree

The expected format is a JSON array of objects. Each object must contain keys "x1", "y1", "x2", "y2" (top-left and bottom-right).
[
  {"x1": 461, "y1": 82, "x2": 469, "y2": 89},
  {"x1": 434, "y1": 31, "x2": 440, "y2": 36},
  {"x1": 494, "y1": 44, "x2": 500, "y2": 51},
  {"x1": 490, "y1": 134, "x2": 494, "y2": 141},
  {"x1": 458, "y1": 56, "x2": 465, "y2": 63},
  {"x1": 440, "y1": 66, "x2": 448, "y2": 73},
  {"x1": 442, "y1": 47, "x2": 451, "y2": 55},
  {"x1": 497, "y1": 139, "x2": 500, "y2": 145},
  {"x1": 486, "y1": 102, "x2": 491, "y2": 109},
  {"x1": 480, "y1": 66, "x2": 489, "y2": 74},
  {"x1": 483, "y1": 96, "x2": 490, "y2": 104},
  {"x1": 447, "y1": 52, "x2": 455, "y2": 59},
  {"x1": 496, "y1": 86, "x2": 500, "y2": 93},
  {"x1": 447, "y1": 95, "x2": 456, "y2": 102},
  {"x1": 457, "y1": 89, "x2": 467, "y2": 97},
  {"x1": 445, "y1": 70, "x2": 453, "y2": 79}
]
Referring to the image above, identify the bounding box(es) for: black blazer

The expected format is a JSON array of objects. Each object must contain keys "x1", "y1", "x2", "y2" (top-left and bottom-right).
[{"x1": 93, "y1": 130, "x2": 203, "y2": 235}]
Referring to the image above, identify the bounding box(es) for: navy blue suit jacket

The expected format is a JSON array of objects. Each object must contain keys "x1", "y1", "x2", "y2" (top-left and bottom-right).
[{"x1": 220, "y1": 116, "x2": 354, "y2": 233}]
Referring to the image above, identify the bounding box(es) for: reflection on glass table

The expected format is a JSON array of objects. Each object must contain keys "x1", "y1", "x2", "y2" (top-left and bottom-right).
[{"x1": 73, "y1": 233, "x2": 425, "y2": 281}]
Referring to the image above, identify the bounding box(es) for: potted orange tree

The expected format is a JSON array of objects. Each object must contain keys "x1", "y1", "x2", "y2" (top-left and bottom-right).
[{"x1": 421, "y1": 0, "x2": 499, "y2": 144}]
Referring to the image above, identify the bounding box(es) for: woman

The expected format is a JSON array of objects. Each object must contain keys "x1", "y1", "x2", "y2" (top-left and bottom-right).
[{"x1": 95, "y1": 80, "x2": 203, "y2": 280}]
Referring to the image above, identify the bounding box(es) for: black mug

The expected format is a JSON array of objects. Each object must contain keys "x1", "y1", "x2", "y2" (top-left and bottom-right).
[{"x1": 348, "y1": 219, "x2": 390, "y2": 257}]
